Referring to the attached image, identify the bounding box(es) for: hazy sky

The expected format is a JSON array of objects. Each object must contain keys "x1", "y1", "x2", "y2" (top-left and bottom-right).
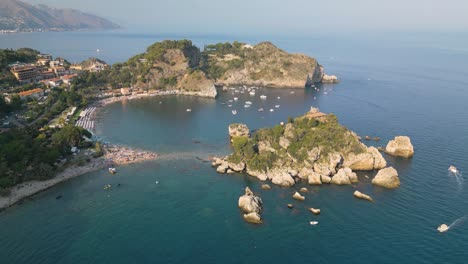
[{"x1": 25, "y1": 0, "x2": 468, "y2": 34}]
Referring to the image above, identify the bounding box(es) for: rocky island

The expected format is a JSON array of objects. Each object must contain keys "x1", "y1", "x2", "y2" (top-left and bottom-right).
[{"x1": 213, "y1": 108, "x2": 400, "y2": 188}]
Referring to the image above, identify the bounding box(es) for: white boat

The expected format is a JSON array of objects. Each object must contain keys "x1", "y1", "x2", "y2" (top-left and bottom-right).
[
  {"x1": 258, "y1": 108, "x2": 264, "y2": 112},
  {"x1": 232, "y1": 110, "x2": 237, "y2": 115},
  {"x1": 244, "y1": 104, "x2": 251, "y2": 108},
  {"x1": 228, "y1": 100, "x2": 233, "y2": 103},
  {"x1": 249, "y1": 91, "x2": 256, "y2": 95},
  {"x1": 448, "y1": 166, "x2": 458, "y2": 174},
  {"x1": 108, "y1": 168, "x2": 117, "y2": 174},
  {"x1": 277, "y1": 96, "x2": 281, "y2": 99},
  {"x1": 275, "y1": 105, "x2": 280, "y2": 108},
  {"x1": 233, "y1": 97, "x2": 239, "y2": 101},
  {"x1": 186, "y1": 108, "x2": 192, "y2": 112},
  {"x1": 245, "y1": 101, "x2": 252, "y2": 105},
  {"x1": 228, "y1": 104, "x2": 232, "y2": 107},
  {"x1": 309, "y1": 221, "x2": 319, "y2": 225},
  {"x1": 290, "y1": 91, "x2": 295, "y2": 94},
  {"x1": 269, "y1": 109, "x2": 274, "y2": 112},
  {"x1": 260, "y1": 95, "x2": 267, "y2": 100},
  {"x1": 437, "y1": 224, "x2": 449, "y2": 232}
]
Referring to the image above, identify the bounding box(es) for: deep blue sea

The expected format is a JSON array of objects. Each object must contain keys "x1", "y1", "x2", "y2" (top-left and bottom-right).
[{"x1": 1, "y1": 30, "x2": 468, "y2": 263}]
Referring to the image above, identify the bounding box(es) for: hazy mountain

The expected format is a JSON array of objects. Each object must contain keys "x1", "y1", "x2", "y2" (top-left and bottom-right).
[{"x1": 0, "y1": 0, "x2": 119, "y2": 31}]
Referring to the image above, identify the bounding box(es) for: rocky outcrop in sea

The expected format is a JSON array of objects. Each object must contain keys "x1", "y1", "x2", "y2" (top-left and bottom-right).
[
  {"x1": 213, "y1": 108, "x2": 396, "y2": 189},
  {"x1": 238, "y1": 187, "x2": 263, "y2": 224},
  {"x1": 385, "y1": 136, "x2": 414, "y2": 158},
  {"x1": 372, "y1": 167, "x2": 400, "y2": 188}
]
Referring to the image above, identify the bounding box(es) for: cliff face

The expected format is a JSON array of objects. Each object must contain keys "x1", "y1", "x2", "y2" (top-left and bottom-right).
[
  {"x1": 213, "y1": 108, "x2": 387, "y2": 187},
  {"x1": 206, "y1": 42, "x2": 330, "y2": 88}
]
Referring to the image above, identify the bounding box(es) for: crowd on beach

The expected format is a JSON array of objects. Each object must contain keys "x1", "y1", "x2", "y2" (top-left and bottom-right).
[{"x1": 104, "y1": 145, "x2": 158, "y2": 165}]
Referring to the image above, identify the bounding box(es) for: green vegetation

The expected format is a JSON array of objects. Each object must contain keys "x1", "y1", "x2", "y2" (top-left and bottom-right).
[
  {"x1": 227, "y1": 114, "x2": 366, "y2": 172},
  {"x1": 0, "y1": 125, "x2": 91, "y2": 190}
]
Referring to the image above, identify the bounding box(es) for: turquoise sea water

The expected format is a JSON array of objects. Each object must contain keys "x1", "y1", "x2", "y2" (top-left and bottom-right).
[{"x1": 1, "y1": 31, "x2": 468, "y2": 263}]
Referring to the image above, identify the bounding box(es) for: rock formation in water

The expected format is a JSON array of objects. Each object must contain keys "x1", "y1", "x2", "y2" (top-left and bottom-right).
[
  {"x1": 292, "y1": 192, "x2": 305, "y2": 201},
  {"x1": 385, "y1": 136, "x2": 414, "y2": 158},
  {"x1": 372, "y1": 167, "x2": 400, "y2": 188},
  {"x1": 213, "y1": 108, "x2": 390, "y2": 188},
  {"x1": 353, "y1": 190, "x2": 373, "y2": 202},
  {"x1": 238, "y1": 187, "x2": 263, "y2": 224}
]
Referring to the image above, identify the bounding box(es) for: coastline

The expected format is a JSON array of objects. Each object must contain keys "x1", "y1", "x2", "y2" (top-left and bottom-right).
[
  {"x1": 0, "y1": 89, "x2": 213, "y2": 212},
  {"x1": 0, "y1": 140, "x2": 157, "y2": 212}
]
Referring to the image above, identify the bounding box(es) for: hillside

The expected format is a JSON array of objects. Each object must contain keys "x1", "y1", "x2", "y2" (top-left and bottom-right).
[
  {"x1": 0, "y1": 0, "x2": 119, "y2": 31},
  {"x1": 203, "y1": 41, "x2": 333, "y2": 87}
]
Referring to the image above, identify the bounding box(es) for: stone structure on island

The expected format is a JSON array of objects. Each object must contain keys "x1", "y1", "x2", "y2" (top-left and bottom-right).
[
  {"x1": 238, "y1": 187, "x2": 263, "y2": 224},
  {"x1": 385, "y1": 136, "x2": 414, "y2": 158}
]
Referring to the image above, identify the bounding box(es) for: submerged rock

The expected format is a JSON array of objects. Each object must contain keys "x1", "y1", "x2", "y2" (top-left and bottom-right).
[
  {"x1": 353, "y1": 190, "x2": 373, "y2": 202},
  {"x1": 287, "y1": 204, "x2": 294, "y2": 209},
  {"x1": 300, "y1": 187, "x2": 309, "y2": 193},
  {"x1": 261, "y1": 184, "x2": 271, "y2": 190},
  {"x1": 385, "y1": 136, "x2": 414, "y2": 158},
  {"x1": 372, "y1": 167, "x2": 400, "y2": 188}
]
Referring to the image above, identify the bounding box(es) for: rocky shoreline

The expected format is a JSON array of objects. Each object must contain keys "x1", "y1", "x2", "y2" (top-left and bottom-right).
[{"x1": 212, "y1": 108, "x2": 414, "y2": 191}]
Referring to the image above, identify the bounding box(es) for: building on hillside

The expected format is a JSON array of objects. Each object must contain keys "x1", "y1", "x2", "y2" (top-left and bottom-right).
[
  {"x1": 38, "y1": 54, "x2": 52, "y2": 60},
  {"x1": 70, "y1": 64, "x2": 83, "y2": 71},
  {"x1": 18, "y1": 88, "x2": 44, "y2": 100},
  {"x1": 10, "y1": 65, "x2": 40, "y2": 83},
  {"x1": 51, "y1": 66, "x2": 67, "y2": 76},
  {"x1": 43, "y1": 78, "x2": 63, "y2": 87},
  {"x1": 61, "y1": 74, "x2": 78, "y2": 85},
  {"x1": 41, "y1": 70, "x2": 55, "y2": 79}
]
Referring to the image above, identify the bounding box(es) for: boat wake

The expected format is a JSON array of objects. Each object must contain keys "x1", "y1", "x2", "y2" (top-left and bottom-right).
[{"x1": 448, "y1": 215, "x2": 468, "y2": 229}]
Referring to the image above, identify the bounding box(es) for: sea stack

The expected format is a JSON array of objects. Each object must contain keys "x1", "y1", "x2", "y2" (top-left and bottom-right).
[
  {"x1": 385, "y1": 136, "x2": 414, "y2": 158},
  {"x1": 238, "y1": 187, "x2": 263, "y2": 224}
]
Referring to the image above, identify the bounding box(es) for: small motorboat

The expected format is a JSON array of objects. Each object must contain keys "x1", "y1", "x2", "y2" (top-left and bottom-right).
[
  {"x1": 228, "y1": 104, "x2": 232, "y2": 107},
  {"x1": 232, "y1": 110, "x2": 237, "y2": 115},
  {"x1": 244, "y1": 104, "x2": 251, "y2": 108},
  {"x1": 103, "y1": 184, "x2": 112, "y2": 190},
  {"x1": 269, "y1": 109, "x2": 274, "y2": 112},
  {"x1": 309, "y1": 221, "x2": 319, "y2": 225},
  {"x1": 228, "y1": 99, "x2": 233, "y2": 102},
  {"x1": 277, "y1": 96, "x2": 281, "y2": 100},
  {"x1": 275, "y1": 105, "x2": 280, "y2": 108},
  {"x1": 260, "y1": 95, "x2": 267, "y2": 100},
  {"x1": 437, "y1": 224, "x2": 449, "y2": 233},
  {"x1": 233, "y1": 97, "x2": 239, "y2": 101},
  {"x1": 290, "y1": 91, "x2": 295, "y2": 94},
  {"x1": 245, "y1": 101, "x2": 252, "y2": 105},
  {"x1": 108, "y1": 168, "x2": 117, "y2": 174},
  {"x1": 258, "y1": 108, "x2": 264, "y2": 112},
  {"x1": 249, "y1": 91, "x2": 256, "y2": 96},
  {"x1": 186, "y1": 108, "x2": 192, "y2": 112},
  {"x1": 448, "y1": 166, "x2": 458, "y2": 174}
]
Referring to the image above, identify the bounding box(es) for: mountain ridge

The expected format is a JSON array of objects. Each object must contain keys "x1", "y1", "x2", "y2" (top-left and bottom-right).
[{"x1": 0, "y1": 0, "x2": 119, "y2": 31}]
